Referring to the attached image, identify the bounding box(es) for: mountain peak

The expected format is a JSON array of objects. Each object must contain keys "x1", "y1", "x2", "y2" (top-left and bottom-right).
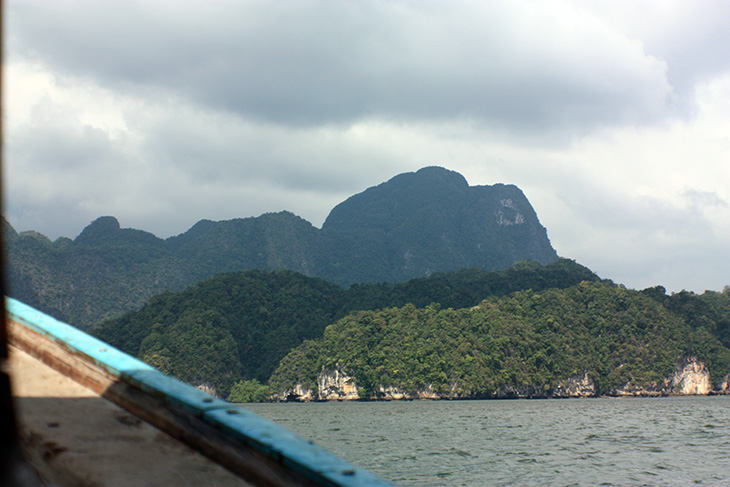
[
  {"x1": 412, "y1": 166, "x2": 469, "y2": 186},
  {"x1": 319, "y1": 166, "x2": 557, "y2": 284},
  {"x1": 376, "y1": 166, "x2": 469, "y2": 196},
  {"x1": 75, "y1": 216, "x2": 164, "y2": 249},
  {"x1": 322, "y1": 166, "x2": 468, "y2": 231},
  {"x1": 75, "y1": 216, "x2": 121, "y2": 245}
]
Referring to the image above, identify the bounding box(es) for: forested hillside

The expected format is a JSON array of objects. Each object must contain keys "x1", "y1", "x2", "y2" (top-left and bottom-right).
[
  {"x1": 93, "y1": 270, "x2": 343, "y2": 396},
  {"x1": 4, "y1": 216, "x2": 195, "y2": 326},
  {"x1": 5, "y1": 167, "x2": 558, "y2": 329},
  {"x1": 3, "y1": 212, "x2": 320, "y2": 329},
  {"x1": 91, "y1": 259, "x2": 598, "y2": 397},
  {"x1": 271, "y1": 282, "x2": 730, "y2": 400}
]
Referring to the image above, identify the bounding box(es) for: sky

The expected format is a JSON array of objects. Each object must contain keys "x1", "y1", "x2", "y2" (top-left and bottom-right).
[{"x1": 4, "y1": 0, "x2": 729, "y2": 293}]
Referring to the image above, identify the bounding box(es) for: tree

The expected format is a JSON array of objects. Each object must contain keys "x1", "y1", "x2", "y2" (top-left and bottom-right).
[{"x1": 228, "y1": 379, "x2": 271, "y2": 403}]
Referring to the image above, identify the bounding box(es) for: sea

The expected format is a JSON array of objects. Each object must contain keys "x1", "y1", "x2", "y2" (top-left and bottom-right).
[{"x1": 246, "y1": 396, "x2": 729, "y2": 486}]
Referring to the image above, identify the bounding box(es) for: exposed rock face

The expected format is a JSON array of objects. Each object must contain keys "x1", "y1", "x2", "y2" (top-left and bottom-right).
[
  {"x1": 413, "y1": 384, "x2": 440, "y2": 400},
  {"x1": 553, "y1": 372, "x2": 596, "y2": 397},
  {"x1": 276, "y1": 383, "x2": 315, "y2": 402},
  {"x1": 195, "y1": 383, "x2": 217, "y2": 397},
  {"x1": 612, "y1": 384, "x2": 665, "y2": 397},
  {"x1": 494, "y1": 384, "x2": 551, "y2": 399},
  {"x1": 492, "y1": 373, "x2": 596, "y2": 399},
  {"x1": 317, "y1": 365, "x2": 359, "y2": 401},
  {"x1": 670, "y1": 356, "x2": 711, "y2": 395},
  {"x1": 720, "y1": 374, "x2": 730, "y2": 393},
  {"x1": 495, "y1": 198, "x2": 526, "y2": 226},
  {"x1": 372, "y1": 384, "x2": 444, "y2": 400},
  {"x1": 275, "y1": 365, "x2": 357, "y2": 402},
  {"x1": 612, "y1": 356, "x2": 714, "y2": 397},
  {"x1": 280, "y1": 374, "x2": 597, "y2": 401},
  {"x1": 278, "y1": 357, "x2": 724, "y2": 402},
  {"x1": 376, "y1": 386, "x2": 408, "y2": 400}
]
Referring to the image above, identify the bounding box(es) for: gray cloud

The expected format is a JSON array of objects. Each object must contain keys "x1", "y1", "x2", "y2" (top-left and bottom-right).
[
  {"x1": 9, "y1": 0, "x2": 674, "y2": 133},
  {"x1": 682, "y1": 189, "x2": 729, "y2": 209}
]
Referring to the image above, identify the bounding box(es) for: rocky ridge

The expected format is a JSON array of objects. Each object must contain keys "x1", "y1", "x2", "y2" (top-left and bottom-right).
[{"x1": 5, "y1": 167, "x2": 558, "y2": 329}]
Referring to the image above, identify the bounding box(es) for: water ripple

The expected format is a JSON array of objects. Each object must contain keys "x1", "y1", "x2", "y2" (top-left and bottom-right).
[{"x1": 247, "y1": 396, "x2": 730, "y2": 486}]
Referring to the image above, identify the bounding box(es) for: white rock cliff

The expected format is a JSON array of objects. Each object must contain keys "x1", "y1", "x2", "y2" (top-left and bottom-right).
[
  {"x1": 614, "y1": 356, "x2": 714, "y2": 396},
  {"x1": 670, "y1": 356, "x2": 711, "y2": 395},
  {"x1": 276, "y1": 356, "x2": 725, "y2": 401}
]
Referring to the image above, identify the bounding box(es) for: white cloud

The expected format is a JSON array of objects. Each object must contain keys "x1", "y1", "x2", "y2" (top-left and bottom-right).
[
  {"x1": 575, "y1": 0, "x2": 730, "y2": 98},
  {"x1": 532, "y1": 74, "x2": 730, "y2": 292}
]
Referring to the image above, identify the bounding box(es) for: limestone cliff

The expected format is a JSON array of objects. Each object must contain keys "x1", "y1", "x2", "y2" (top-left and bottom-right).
[
  {"x1": 276, "y1": 357, "x2": 726, "y2": 401},
  {"x1": 670, "y1": 356, "x2": 712, "y2": 395},
  {"x1": 274, "y1": 364, "x2": 357, "y2": 402},
  {"x1": 552, "y1": 372, "x2": 596, "y2": 398},
  {"x1": 318, "y1": 166, "x2": 558, "y2": 285},
  {"x1": 612, "y1": 356, "x2": 714, "y2": 397},
  {"x1": 6, "y1": 167, "x2": 559, "y2": 329},
  {"x1": 720, "y1": 373, "x2": 730, "y2": 393},
  {"x1": 492, "y1": 372, "x2": 595, "y2": 399},
  {"x1": 317, "y1": 365, "x2": 359, "y2": 401}
]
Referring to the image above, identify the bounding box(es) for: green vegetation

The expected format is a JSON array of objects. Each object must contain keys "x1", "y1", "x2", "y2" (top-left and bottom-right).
[
  {"x1": 139, "y1": 309, "x2": 241, "y2": 395},
  {"x1": 338, "y1": 258, "x2": 599, "y2": 313},
  {"x1": 4, "y1": 216, "x2": 196, "y2": 329},
  {"x1": 91, "y1": 269, "x2": 344, "y2": 397},
  {"x1": 228, "y1": 379, "x2": 271, "y2": 403},
  {"x1": 90, "y1": 258, "x2": 730, "y2": 400},
  {"x1": 317, "y1": 167, "x2": 557, "y2": 285},
  {"x1": 271, "y1": 282, "x2": 730, "y2": 398},
  {"x1": 641, "y1": 285, "x2": 730, "y2": 380},
  {"x1": 91, "y1": 259, "x2": 598, "y2": 397}
]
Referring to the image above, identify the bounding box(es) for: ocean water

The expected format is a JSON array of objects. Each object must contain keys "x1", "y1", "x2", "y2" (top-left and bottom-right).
[{"x1": 246, "y1": 396, "x2": 730, "y2": 486}]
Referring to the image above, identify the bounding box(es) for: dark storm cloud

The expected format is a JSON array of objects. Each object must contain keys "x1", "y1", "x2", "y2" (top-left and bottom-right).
[{"x1": 8, "y1": 0, "x2": 673, "y2": 132}]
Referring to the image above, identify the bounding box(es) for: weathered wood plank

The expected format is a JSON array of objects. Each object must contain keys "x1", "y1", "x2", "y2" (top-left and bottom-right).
[{"x1": 10, "y1": 346, "x2": 254, "y2": 487}]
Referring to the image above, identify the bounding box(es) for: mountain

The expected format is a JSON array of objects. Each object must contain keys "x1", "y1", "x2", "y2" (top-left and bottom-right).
[
  {"x1": 4, "y1": 166, "x2": 558, "y2": 328},
  {"x1": 318, "y1": 167, "x2": 557, "y2": 284},
  {"x1": 90, "y1": 259, "x2": 599, "y2": 398},
  {"x1": 168, "y1": 211, "x2": 320, "y2": 281},
  {"x1": 4, "y1": 215, "x2": 193, "y2": 327}
]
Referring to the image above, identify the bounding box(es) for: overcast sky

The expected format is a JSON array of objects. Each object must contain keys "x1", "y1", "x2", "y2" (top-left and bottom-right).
[{"x1": 4, "y1": 0, "x2": 729, "y2": 293}]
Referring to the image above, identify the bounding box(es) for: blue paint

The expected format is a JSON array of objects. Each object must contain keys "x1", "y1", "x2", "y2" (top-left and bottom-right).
[
  {"x1": 6, "y1": 297, "x2": 394, "y2": 486},
  {"x1": 5, "y1": 297, "x2": 230, "y2": 415},
  {"x1": 206, "y1": 407, "x2": 391, "y2": 486}
]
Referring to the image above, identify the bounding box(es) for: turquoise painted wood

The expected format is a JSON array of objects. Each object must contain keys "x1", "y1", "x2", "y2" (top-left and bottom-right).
[{"x1": 6, "y1": 297, "x2": 394, "y2": 487}]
